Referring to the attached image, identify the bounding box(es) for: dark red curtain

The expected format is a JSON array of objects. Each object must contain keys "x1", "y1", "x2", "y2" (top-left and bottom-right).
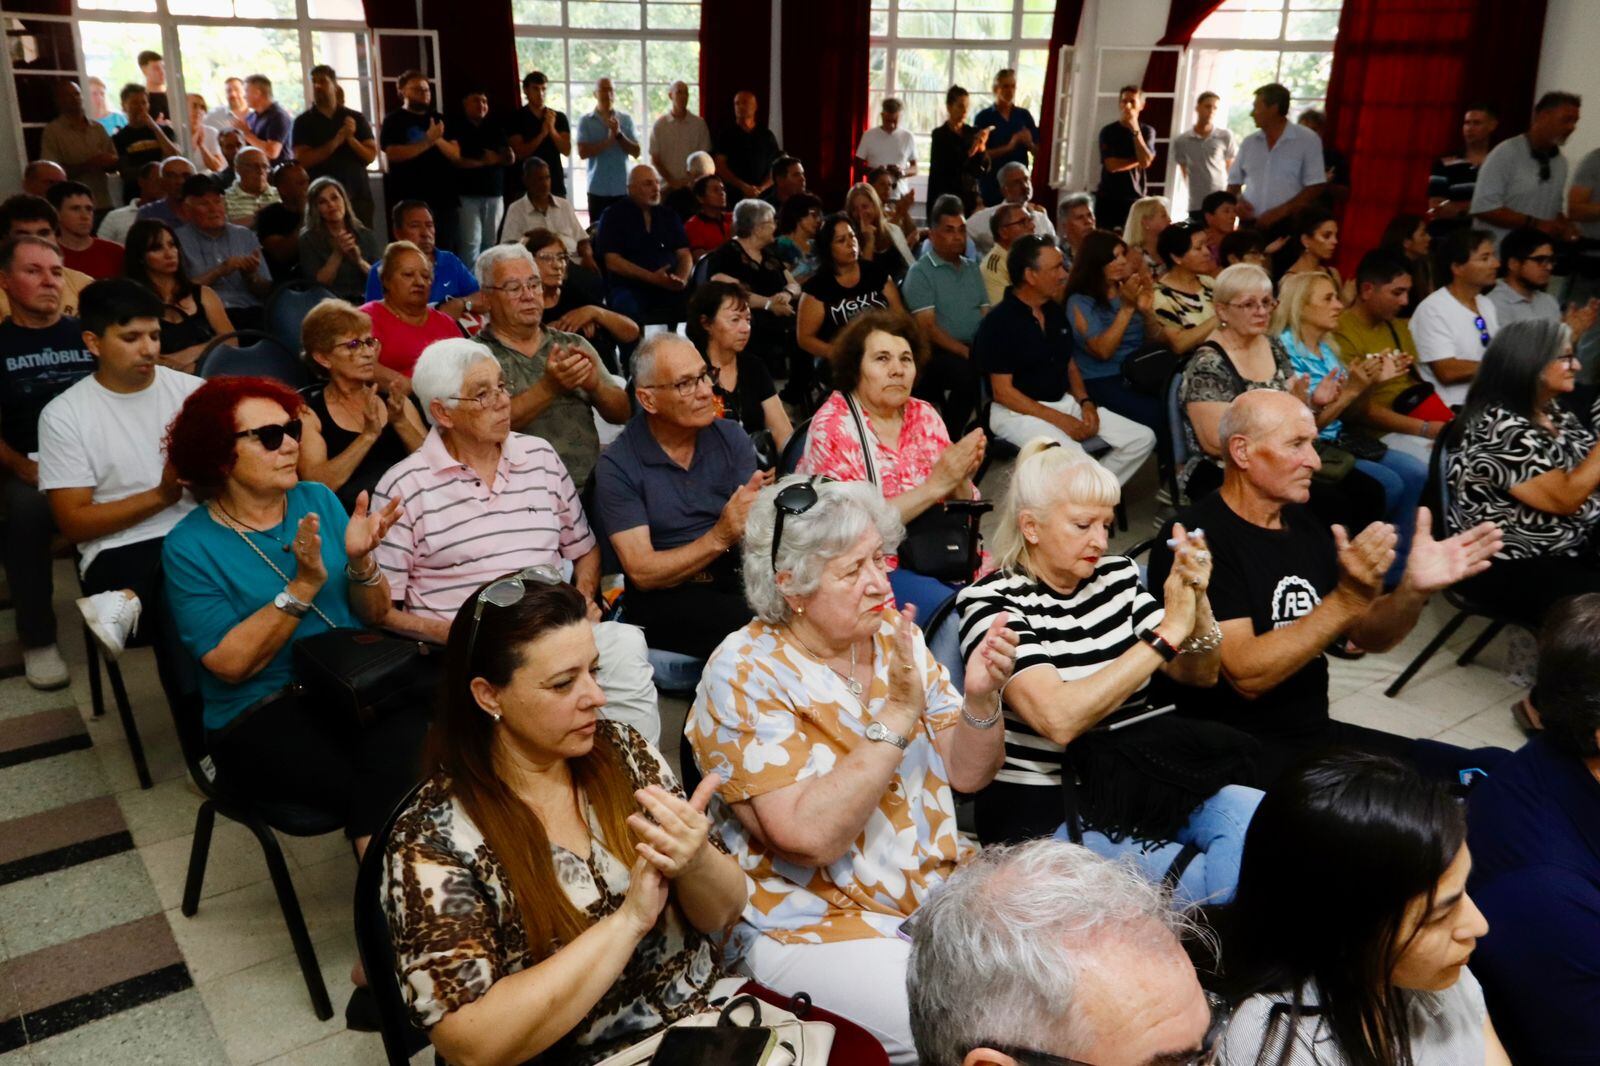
[
  {"x1": 698, "y1": 0, "x2": 773, "y2": 129},
  {"x1": 1030, "y1": 0, "x2": 1087, "y2": 208},
  {"x1": 780, "y1": 0, "x2": 870, "y2": 208},
  {"x1": 361, "y1": 0, "x2": 520, "y2": 118},
  {"x1": 1323, "y1": 0, "x2": 1547, "y2": 272},
  {"x1": 1139, "y1": 0, "x2": 1228, "y2": 192}
]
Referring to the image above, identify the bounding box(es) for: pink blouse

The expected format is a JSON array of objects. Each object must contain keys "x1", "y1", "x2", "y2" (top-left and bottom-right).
[{"x1": 797, "y1": 391, "x2": 952, "y2": 496}]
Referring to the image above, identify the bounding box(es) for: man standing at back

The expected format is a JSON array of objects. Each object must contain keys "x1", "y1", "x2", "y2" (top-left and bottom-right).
[
  {"x1": 1471, "y1": 91, "x2": 1582, "y2": 249},
  {"x1": 233, "y1": 74, "x2": 293, "y2": 163},
  {"x1": 714, "y1": 90, "x2": 781, "y2": 202},
  {"x1": 1226, "y1": 82, "x2": 1326, "y2": 234},
  {"x1": 1094, "y1": 85, "x2": 1156, "y2": 232},
  {"x1": 292, "y1": 65, "x2": 378, "y2": 225},
  {"x1": 650, "y1": 81, "x2": 711, "y2": 205},
  {"x1": 576, "y1": 78, "x2": 640, "y2": 221},
  {"x1": 381, "y1": 71, "x2": 461, "y2": 255},
  {"x1": 447, "y1": 88, "x2": 511, "y2": 265},
  {"x1": 40, "y1": 81, "x2": 119, "y2": 213},
  {"x1": 974, "y1": 68, "x2": 1038, "y2": 208},
  {"x1": 505, "y1": 71, "x2": 571, "y2": 204},
  {"x1": 853, "y1": 98, "x2": 918, "y2": 200},
  {"x1": 1172, "y1": 91, "x2": 1236, "y2": 223}
]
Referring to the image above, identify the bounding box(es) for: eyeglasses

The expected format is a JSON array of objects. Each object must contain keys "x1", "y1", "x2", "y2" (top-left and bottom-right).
[
  {"x1": 1556, "y1": 353, "x2": 1582, "y2": 366},
  {"x1": 1473, "y1": 315, "x2": 1490, "y2": 348},
  {"x1": 448, "y1": 383, "x2": 512, "y2": 407},
  {"x1": 483, "y1": 280, "x2": 541, "y2": 297},
  {"x1": 532, "y1": 251, "x2": 567, "y2": 267},
  {"x1": 1002, "y1": 215, "x2": 1033, "y2": 230},
  {"x1": 771, "y1": 476, "x2": 834, "y2": 568},
  {"x1": 1226, "y1": 297, "x2": 1277, "y2": 314},
  {"x1": 1525, "y1": 254, "x2": 1556, "y2": 266},
  {"x1": 465, "y1": 564, "x2": 564, "y2": 665},
  {"x1": 980, "y1": 993, "x2": 1231, "y2": 1066},
  {"x1": 642, "y1": 369, "x2": 713, "y2": 399},
  {"x1": 333, "y1": 336, "x2": 381, "y2": 355},
  {"x1": 235, "y1": 417, "x2": 303, "y2": 451}
]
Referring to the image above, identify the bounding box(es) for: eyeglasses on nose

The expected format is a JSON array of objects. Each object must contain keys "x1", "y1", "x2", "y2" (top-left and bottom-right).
[
  {"x1": 334, "y1": 336, "x2": 381, "y2": 355},
  {"x1": 235, "y1": 417, "x2": 304, "y2": 451},
  {"x1": 643, "y1": 369, "x2": 713, "y2": 398},
  {"x1": 485, "y1": 280, "x2": 540, "y2": 297},
  {"x1": 449, "y1": 384, "x2": 513, "y2": 407}
]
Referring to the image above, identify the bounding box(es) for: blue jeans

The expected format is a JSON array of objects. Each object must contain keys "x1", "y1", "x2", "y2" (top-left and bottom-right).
[
  {"x1": 1353, "y1": 448, "x2": 1426, "y2": 586},
  {"x1": 457, "y1": 194, "x2": 503, "y2": 265},
  {"x1": 1056, "y1": 784, "x2": 1264, "y2": 906},
  {"x1": 889, "y1": 567, "x2": 960, "y2": 625}
]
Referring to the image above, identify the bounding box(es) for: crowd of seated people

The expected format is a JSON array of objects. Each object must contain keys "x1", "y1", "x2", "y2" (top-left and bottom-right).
[{"x1": 12, "y1": 64, "x2": 1600, "y2": 1066}]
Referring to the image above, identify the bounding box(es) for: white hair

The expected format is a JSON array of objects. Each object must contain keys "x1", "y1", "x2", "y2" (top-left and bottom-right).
[
  {"x1": 741, "y1": 477, "x2": 904, "y2": 624},
  {"x1": 630, "y1": 331, "x2": 695, "y2": 388},
  {"x1": 990, "y1": 438, "x2": 1120, "y2": 577},
  {"x1": 686, "y1": 150, "x2": 715, "y2": 177},
  {"x1": 732, "y1": 197, "x2": 776, "y2": 238},
  {"x1": 474, "y1": 242, "x2": 536, "y2": 290},
  {"x1": 410, "y1": 338, "x2": 496, "y2": 413},
  {"x1": 997, "y1": 161, "x2": 1030, "y2": 186},
  {"x1": 907, "y1": 840, "x2": 1202, "y2": 1066},
  {"x1": 1212, "y1": 261, "x2": 1273, "y2": 308}
]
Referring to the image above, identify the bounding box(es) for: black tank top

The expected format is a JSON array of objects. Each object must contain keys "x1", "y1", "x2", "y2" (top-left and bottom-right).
[
  {"x1": 302, "y1": 385, "x2": 413, "y2": 512},
  {"x1": 160, "y1": 294, "x2": 215, "y2": 356}
]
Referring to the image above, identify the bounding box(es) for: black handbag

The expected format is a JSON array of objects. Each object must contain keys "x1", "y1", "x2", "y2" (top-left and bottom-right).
[
  {"x1": 844, "y1": 394, "x2": 985, "y2": 582},
  {"x1": 1121, "y1": 342, "x2": 1181, "y2": 395},
  {"x1": 293, "y1": 629, "x2": 440, "y2": 727}
]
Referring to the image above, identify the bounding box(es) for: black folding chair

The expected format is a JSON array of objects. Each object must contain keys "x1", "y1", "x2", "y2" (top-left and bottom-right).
[
  {"x1": 264, "y1": 281, "x2": 337, "y2": 351},
  {"x1": 198, "y1": 330, "x2": 310, "y2": 388},
  {"x1": 353, "y1": 779, "x2": 433, "y2": 1064}
]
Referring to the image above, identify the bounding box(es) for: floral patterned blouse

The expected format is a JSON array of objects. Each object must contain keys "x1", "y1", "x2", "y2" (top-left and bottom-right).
[
  {"x1": 686, "y1": 610, "x2": 972, "y2": 960},
  {"x1": 797, "y1": 391, "x2": 952, "y2": 500},
  {"x1": 1178, "y1": 335, "x2": 1296, "y2": 489},
  {"x1": 381, "y1": 722, "x2": 726, "y2": 1064}
]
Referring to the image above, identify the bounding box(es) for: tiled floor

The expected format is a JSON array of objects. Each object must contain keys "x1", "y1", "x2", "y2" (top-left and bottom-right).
[{"x1": 0, "y1": 460, "x2": 1528, "y2": 1064}]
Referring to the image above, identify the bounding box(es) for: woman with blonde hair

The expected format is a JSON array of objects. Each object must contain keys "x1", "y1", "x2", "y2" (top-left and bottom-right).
[
  {"x1": 299, "y1": 176, "x2": 383, "y2": 302},
  {"x1": 845, "y1": 180, "x2": 915, "y2": 283},
  {"x1": 956, "y1": 437, "x2": 1262, "y2": 903},
  {"x1": 1123, "y1": 195, "x2": 1171, "y2": 278}
]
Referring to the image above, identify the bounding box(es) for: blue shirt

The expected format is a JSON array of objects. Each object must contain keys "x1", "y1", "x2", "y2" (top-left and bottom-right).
[
  {"x1": 1066, "y1": 293, "x2": 1144, "y2": 381},
  {"x1": 163, "y1": 482, "x2": 363, "y2": 730},
  {"x1": 1279, "y1": 328, "x2": 1344, "y2": 439},
  {"x1": 594, "y1": 414, "x2": 756, "y2": 550},
  {"x1": 901, "y1": 249, "x2": 989, "y2": 344},
  {"x1": 363, "y1": 249, "x2": 479, "y2": 305},
  {"x1": 576, "y1": 110, "x2": 638, "y2": 197},
  {"x1": 972, "y1": 103, "x2": 1037, "y2": 206},
  {"x1": 136, "y1": 198, "x2": 184, "y2": 228},
  {"x1": 1467, "y1": 735, "x2": 1600, "y2": 1066},
  {"x1": 1226, "y1": 121, "x2": 1325, "y2": 217},
  {"x1": 175, "y1": 221, "x2": 271, "y2": 310}
]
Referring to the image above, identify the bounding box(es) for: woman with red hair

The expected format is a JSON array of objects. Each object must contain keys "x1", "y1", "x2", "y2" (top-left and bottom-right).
[{"x1": 161, "y1": 375, "x2": 420, "y2": 859}]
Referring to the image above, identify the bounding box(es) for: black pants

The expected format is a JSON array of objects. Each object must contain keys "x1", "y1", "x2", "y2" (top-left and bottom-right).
[
  {"x1": 3, "y1": 474, "x2": 58, "y2": 648},
  {"x1": 975, "y1": 778, "x2": 1068, "y2": 845},
  {"x1": 207, "y1": 691, "x2": 431, "y2": 839},
  {"x1": 1248, "y1": 720, "x2": 1511, "y2": 793},
  {"x1": 912, "y1": 347, "x2": 981, "y2": 437},
  {"x1": 625, "y1": 581, "x2": 753, "y2": 661},
  {"x1": 1456, "y1": 554, "x2": 1600, "y2": 631}
]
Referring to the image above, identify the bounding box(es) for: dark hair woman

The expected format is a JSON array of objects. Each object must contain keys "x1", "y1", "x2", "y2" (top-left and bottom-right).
[
  {"x1": 1379, "y1": 212, "x2": 1435, "y2": 313},
  {"x1": 1064, "y1": 228, "x2": 1167, "y2": 432},
  {"x1": 1210, "y1": 752, "x2": 1508, "y2": 1066},
  {"x1": 381, "y1": 575, "x2": 746, "y2": 1065},
  {"x1": 794, "y1": 213, "x2": 906, "y2": 412},
  {"x1": 122, "y1": 218, "x2": 234, "y2": 372},
  {"x1": 1281, "y1": 207, "x2": 1354, "y2": 305},
  {"x1": 686, "y1": 279, "x2": 793, "y2": 452}
]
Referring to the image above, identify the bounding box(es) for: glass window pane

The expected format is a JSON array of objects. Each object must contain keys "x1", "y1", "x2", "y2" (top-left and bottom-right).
[
  {"x1": 1291, "y1": 0, "x2": 1342, "y2": 9},
  {"x1": 78, "y1": 20, "x2": 164, "y2": 106},
  {"x1": 1014, "y1": 48, "x2": 1048, "y2": 113},
  {"x1": 1285, "y1": 9, "x2": 1340, "y2": 39},
  {"x1": 896, "y1": 48, "x2": 953, "y2": 94},
  {"x1": 569, "y1": 2, "x2": 642, "y2": 29},
  {"x1": 517, "y1": 36, "x2": 567, "y2": 91},
  {"x1": 76, "y1": 0, "x2": 157, "y2": 11},
  {"x1": 1193, "y1": 10, "x2": 1284, "y2": 38},
  {"x1": 648, "y1": 3, "x2": 699, "y2": 30},
  {"x1": 1020, "y1": 12, "x2": 1052, "y2": 38},
  {"x1": 177, "y1": 23, "x2": 306, "y2": 113},
  {"x1": 901, "y1": 0, "x2": 954, "y2": 9},
  {"x1": 952, "y1": 49, "x2": 1007, "y2": 98},
  {"x1": 645, "y1": 39, "x2": 698, "y2": 85},
  {"x1": 235, "y1": 0, "x2": 297, "y2": 15},
  {"x1": 898, "y1": 12, "x2": 954, "y2": 37},
  {"x1": 1023, "y1": 0, "x2": 1054, "y2": 8},
  {"x1": 512, "y1": 0, "x2": 563, "y2": 23},
  {"x1": 958, "y1": 0, "x2": 1011, "y2": 10},
  {"x1": 870, "y1": 10, "x2": 889, "y2": 35},
  {"x1": 568, "y1": 37, "x2": 642, "y2": 87},
  {"x1": 309, "y1": 0, "x2": 367, "y2": 17},
  {"x1": 313, "y1": 31, "x2": 368, "y2": 103},
  {"x1": 869, "y1": 47, "x2": 888, "y2": 91},
  {"x1": 955, "y1": 12, "x2": 1012, "y2": 37},
  {"x1": 1278, "y1": 49, "x2": 1333, "y2": 106}
]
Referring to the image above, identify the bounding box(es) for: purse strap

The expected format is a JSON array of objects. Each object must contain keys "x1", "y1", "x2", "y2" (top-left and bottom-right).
[
  {"x1": 843, "y1": 393, "x2": 881, "y2": 488},
  {"x1": 212, "y1": 506, "x2": 338, "y2": 628}
]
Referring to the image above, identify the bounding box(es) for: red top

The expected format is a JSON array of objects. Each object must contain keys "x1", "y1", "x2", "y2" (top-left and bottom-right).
[
  {"x1": 63, "y1": 238, "x2": 125, "y2": 280},
  {"x1": 684, "y1": 213, "x2": 732, "y2": 258},
  {"x1": 362, "y1": 300, "x2": 463, "y2": 378}
]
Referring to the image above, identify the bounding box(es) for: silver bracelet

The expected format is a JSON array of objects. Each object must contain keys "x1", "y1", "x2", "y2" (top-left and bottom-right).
[
  {"x1": 961, "y1": 697, "x2": 1004, "y2": 730},
  {"x1": 1179, "y1": 619, "x2": 1223, "y2": 655},
  {"x1": 344, "y1": 559, "x2": 384, "y2": 587}
]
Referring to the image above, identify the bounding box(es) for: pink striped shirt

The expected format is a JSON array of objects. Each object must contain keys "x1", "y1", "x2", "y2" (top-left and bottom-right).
[{"x1": 373, "y1": 429, "x2": 597, "y2": 622}]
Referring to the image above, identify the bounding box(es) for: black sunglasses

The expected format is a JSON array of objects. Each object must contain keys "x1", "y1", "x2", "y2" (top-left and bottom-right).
[
  {"x1": 1473, "y1": 315, "x2": 1490, "y2": 348},
  {"x1": 982, "y1": 993, "x2": 1231, "y2": 1066},
  {"x1": 465, "y1": 564, "x2": 564, "y2": 664},
  {"x1": 771, "y1": 476, "x2": 834, "y2": 568},
  {"x1": 235, "y1": 417, "x2": 304, "y2": 452}
]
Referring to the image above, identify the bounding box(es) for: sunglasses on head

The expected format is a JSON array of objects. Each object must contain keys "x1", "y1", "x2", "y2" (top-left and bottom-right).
[
  {"x1": 771, "y1": 476, "x2": 835, "y2": 568},
  {"x1": 1474, "y1": 315, "x2": 1490, "y2": 348},
  {"x1": 235, "y1": 417, "x2": 304, "y2": 451},
  {"x1": 465, "y1": 564, "x2": 565, "y2": 665}
]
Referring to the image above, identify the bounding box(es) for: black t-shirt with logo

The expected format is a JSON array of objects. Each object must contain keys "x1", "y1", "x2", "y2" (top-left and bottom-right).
[
  {"x1": 1148, "y1": 490, "x2": 1338, "y2": 739},
  {"x1": 801, "y1": 259, "x2": 890, "y2": 344},
  {"x1": 0, "y1": 317, "x2": 97, "y2": 454}
]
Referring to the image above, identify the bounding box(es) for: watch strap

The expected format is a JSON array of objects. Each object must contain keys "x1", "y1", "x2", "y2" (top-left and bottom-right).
[{"x1": 1143, "y1": 629, "x2": 1180, "y2": 662}]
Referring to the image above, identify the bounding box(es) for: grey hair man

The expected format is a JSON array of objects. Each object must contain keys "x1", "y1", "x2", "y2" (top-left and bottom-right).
[
  {"x1": 908, "y1": 839, "x2": 1216, "y2": 1065},
  {"x1": 981, "y1": 201, "x2": 1029, "y2": 304},
  {"x1": 970, "y1": 161, "x2": 1055, "y2": 254},
  {"x1": 1058, "y1": 191, "x2": 1097, "y2": 272}
]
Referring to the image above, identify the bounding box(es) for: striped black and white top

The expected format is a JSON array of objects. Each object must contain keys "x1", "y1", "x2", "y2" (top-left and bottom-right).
[{"x1": 956, "y1": 556, "x2": 1162, "y2": 787}]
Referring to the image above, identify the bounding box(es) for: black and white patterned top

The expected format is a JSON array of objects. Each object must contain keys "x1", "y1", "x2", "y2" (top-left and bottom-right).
[
  {"x1": 1178, "y1": 336, "x2": 1296, "y2": 491},
  {"x1": 1448, "y1": 401, "x2": 1600, "y2": 560},
  {"x1": 381, "y1": 722, "x2": 726, "y2": 1063},
  {"x1": 955, "y1": 557, "x2": 1162, "y2": 787}
]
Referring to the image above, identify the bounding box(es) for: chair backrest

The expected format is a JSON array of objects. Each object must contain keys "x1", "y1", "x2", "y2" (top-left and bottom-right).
[
  {"x1": 922, "y1": 591, "x2": 966, "y2": 693},
  {"x1": 1166, "y1": 367, "x2": 1188, "y2": 471},
  {"x1": 689, "y1": 251, "x2": 713, "y2": 289},
  {"x1": 152, "y1": 600, "x2": 227, "y2": 803},
  {"x1": 1430, "y1": 432, "x2": 1454, "y2": 539},
  {"x1": 199, "y1": 330, "x2": 310, "y2": 388},
  {"x1": 778, "y1": 417, "x2": 811, "y2": 475},
  {"x1": 264, "y1": 282, "x2": 337, "y2": 350},
  {"x1": 353, "y1": 778, "x2": 433, "y2": 1065}
]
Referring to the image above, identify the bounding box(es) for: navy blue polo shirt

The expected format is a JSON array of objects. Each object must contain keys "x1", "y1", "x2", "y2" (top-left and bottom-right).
[
  {"x1": 1467, "y1": 734, "x2": 1600, "y2": 1065},
  {"x1": 594, "y1": 413, "x2": 757, "y2": 549},
  {"x1": 973, "y1": 103, "x2": 1038, "y2": 206},
  {"x1": 592, "y1": 198, "x2": 689, "y2": 279},
  {"x1": 972, "y1": 289, "x2": 1073, "y2": 404}
]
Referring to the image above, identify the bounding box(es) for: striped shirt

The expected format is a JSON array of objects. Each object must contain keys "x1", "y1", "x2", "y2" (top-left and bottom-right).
[
  {"x1": 955, "y1": 557, "x2": 1162, "y2": 787},
  {"x1": 373, "y1": 428, "x2": 596, "y2": 622}
]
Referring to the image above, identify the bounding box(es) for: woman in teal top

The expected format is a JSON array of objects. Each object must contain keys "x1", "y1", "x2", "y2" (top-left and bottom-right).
[
  {"x1": 162, "y1": 375, "x2": 425, "y2": 849},
  {"x1": 1065, "y1": 229, "x2": 1168, "y2": 433}
]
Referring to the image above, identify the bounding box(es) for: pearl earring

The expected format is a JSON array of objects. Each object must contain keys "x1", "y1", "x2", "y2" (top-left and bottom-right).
[{"x1": 489, "y1": 710, "x2": 502, "y2": 723}]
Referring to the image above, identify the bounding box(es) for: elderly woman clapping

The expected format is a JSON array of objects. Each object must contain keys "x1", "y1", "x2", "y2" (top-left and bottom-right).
[
  {"x1": 956, "y1": 438, "x2": 1263, "y2": 905},
  {"x1": 686, "y1": 477, "x2": 1019, "y2": 1064},
  {"x1": 705, "y1": 198, "x2": 802, "y2": 378}
]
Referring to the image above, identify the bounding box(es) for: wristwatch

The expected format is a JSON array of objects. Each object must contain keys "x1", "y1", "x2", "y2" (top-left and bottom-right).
[
  {"x1": 865, "y1": 721, "x2": 911, "y2": 750},
  {"x1": 1142, "y1": 628, "x2": 1180, "y2": 662},
  {"x1": 273, "y1": 588, "x2": 311, "y2": 619}
]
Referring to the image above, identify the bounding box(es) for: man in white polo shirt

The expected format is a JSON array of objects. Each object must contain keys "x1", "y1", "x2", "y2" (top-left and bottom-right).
[
  {"x1": 854, "y1": 98, "x2": 918, "y2": 199},
  {"x1": 1226, "y1": 82, "x2": 1325, "y2": 233},
  {"x1": 1409, "y1": 228, "x2": 1501, "y2": 408}
]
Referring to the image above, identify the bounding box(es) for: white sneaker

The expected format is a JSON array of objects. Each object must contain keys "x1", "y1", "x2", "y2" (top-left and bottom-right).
[
  {"x1": 22, "y1": 644, "x2": 69, "y2": 691},
  {"x1": 77, "y1": 590, "x2": 142, "y2": 660}
]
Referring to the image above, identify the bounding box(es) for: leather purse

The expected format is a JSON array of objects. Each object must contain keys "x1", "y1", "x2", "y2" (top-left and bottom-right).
[{"x1": 292, "y1": 629, "x2": 439, "y2": 727}]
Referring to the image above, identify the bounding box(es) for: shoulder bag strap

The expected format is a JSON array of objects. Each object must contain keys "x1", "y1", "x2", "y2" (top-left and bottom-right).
[
  {"x1": 843, "y1": 393, "x2": 881, "y2": 488},
  {"x1": 214, "y1": 509, "x2": 337, "y2": 628}
]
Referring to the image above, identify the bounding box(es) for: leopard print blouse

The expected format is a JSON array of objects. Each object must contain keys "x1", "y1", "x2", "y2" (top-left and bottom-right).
[{"x1": 381, "y1": 722, "x2": 727, "y2": 1064}]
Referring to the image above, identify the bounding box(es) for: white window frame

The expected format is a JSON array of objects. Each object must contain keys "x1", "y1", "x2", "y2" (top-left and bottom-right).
[{"x1": 511, "y1": 1, "x2": 700, "y2": 215}]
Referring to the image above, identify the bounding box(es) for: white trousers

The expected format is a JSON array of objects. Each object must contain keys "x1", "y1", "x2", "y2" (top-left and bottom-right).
[
  {"x1": 1381, "y1": 430, "x2": 1435, "y2": 466},
  {"x1": 990, "y1": 396, "x2": 1157, "y2": 485},
  {"x1": 739, "y1": 933, "x2": 918, "y2": 1064},
  {"x1": 594, "y1": 620, "x2": 661, "y2": 748}
]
